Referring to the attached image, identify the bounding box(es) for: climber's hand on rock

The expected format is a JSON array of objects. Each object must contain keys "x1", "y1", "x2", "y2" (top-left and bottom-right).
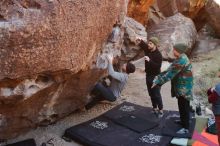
[
  {"x1": 106, "y1": 54, "x2": 114, "y2": 63},
  {"x1": 135, "y1": 37, "x2": 142, "y2": 45}
]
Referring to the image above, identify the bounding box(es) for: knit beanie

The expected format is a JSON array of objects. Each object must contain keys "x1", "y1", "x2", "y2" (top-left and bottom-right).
[
  {"x1": 149, "y1": 37, "x2": 159, "y2": 46},
  {"x1": 215, "y1": 83, "x2": 220, "y2": 96},
  {"x1": 173, "y1": 43, "x2": 188, "y2": 54}
]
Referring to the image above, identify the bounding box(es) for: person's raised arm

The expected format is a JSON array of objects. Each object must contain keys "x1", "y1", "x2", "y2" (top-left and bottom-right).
[
  {"x1": 130, "y1": 57, "x2": 145, "y2": 65},
  {"x1": 152, "y1": 57, "x2": 188, "y2": 88},
  {"x1": 129, "y1": 38, "x2": 149, "y2": 62},
  {"x1": 106, "y1": 55, "x2": 125, "y2": 82}
]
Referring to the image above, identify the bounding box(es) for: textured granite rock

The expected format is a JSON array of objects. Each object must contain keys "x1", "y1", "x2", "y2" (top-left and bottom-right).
[
  {"x1": 205, "y1": 0, "x2": 220, "y2": 37},
  {"x1": 127, "y1": 0, "x2": 155, "y2": 25},
  {"x1": 121, "y1": 17, "x2": 147, "y2": 62},
  {"x1": 148, "y1": 13, "x2": 197, "y2": 59},
  {"x1": 127, "y1": 0, "x2": 207, "y2": 30},
  {"x1": 157, "y1": 0, "x2": 207, "y2": 30},
  {"x1": 0, "y1": 0, "x2": 127, "y2": 139}
]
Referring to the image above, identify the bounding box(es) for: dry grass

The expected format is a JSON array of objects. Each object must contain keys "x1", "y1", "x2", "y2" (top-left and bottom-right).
[{"x1": 192, "y1": 49, "x2": 220, "y2": 106}]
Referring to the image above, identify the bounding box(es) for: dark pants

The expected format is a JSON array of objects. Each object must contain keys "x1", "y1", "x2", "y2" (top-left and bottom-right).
[
  {"x1": 85, "y1": 83, "x2": 116, "y2": 109},
  {"x1": 215, "y1": 115, "x2": 220, "y2": 144},
  {"x1": 146, "y1": 75, "x2": 163, "y2": 110},
  {"x1": 177, "y1": 96, "x2": 190, "y2": 129}
]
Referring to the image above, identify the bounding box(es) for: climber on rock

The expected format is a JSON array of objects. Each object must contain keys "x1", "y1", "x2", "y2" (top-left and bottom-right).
[{"x1": 85, "y1": 54, "x2": 136, "y2": 110}]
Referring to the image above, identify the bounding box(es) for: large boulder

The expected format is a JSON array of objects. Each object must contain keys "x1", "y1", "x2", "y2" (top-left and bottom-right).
[
  {"x1": 156, "y1": 0, "x2": 206, "y2": 18},
  {"x1": 148, "y1": 13, "x2": 197, "y2": 59},
  {"x1": 127, "y1": 0, "x2": 207, "y2": 30},
  {"x1": 156, "y1": 0, "x2": 207, "y2": 30},
  {"x1": 127, "y1": 0, "x2": 165, "y2": 27},
  {"x1": 146, "y1": 1, "x2": 165, "y2": 27},
  {"x1": 205, "y1": 0, "x2": 220, "y2": 37},
  {"x1": 192, "y1": 39, "x2": 220, "y2": 55},
  {"x1": 124, "y1": 17, "x2": 147, "y2": 43},
  {"x1": 0, "y1": 0, "x2": 127, "y2": 139},
  {"x1": 192, "y1": 24, "x2": 220, "y2": 56},
  {"x1": 121, "y1": 17, "x2": 147, "y2": 62}
]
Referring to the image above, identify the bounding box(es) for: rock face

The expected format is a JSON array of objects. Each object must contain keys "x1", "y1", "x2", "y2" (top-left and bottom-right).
[
  {"x1": 127, "y1": 0, "x2": 207, "y2": 30},
  {"x1": 192, "y1": 24, "x2": 220, "y2": 55},
  {"x1": 124, "y1": 17, "x2": 147, "y2": 43},
  {"x1": 148, "y1": 13, "x2": 197, "y2": 59},
  {"x1": 205, "y1": 0, "x2": 220, "y2": 37},
  {"x1": 157, "y1": 0, "x2": 206, "y2": 18},
  {"x1": 121, "y1": 17, "x2": 147, "y2": 62},
  {"x1": 157, "y1": 0, "x2": 207, "y2": 30},
  {"x1": 0, "y1": 0, "x2": 127, "y2": 78},
  {"x1": 146, "y1": 1, "x2": 165, "y2": 27},
  {"x1": 0, "y1": 0, "x2": 127, "y2": 139},
  {"x1": 127, "y1": 0, "x2": 155, "y2": 25},
  {"x1": 192, "y1": 39, "x2": 220, "y2": 55},
  {"x1": 127, "y1": 0, "x2": 220, "y2": 37}
]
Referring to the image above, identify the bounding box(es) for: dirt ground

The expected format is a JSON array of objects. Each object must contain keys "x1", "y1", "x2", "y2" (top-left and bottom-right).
[{"x1": 3, "y1": 60, "x2": 179, "y2": 146}]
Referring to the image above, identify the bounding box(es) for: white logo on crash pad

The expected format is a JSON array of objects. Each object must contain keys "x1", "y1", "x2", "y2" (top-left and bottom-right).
[
  {"x1": 139, "y1": 134, "x2": 162, "y2": 144},
  {"x1": 90, "y1": 121, "x2": 108, "y2": 130},
  {"x1": 119, "y1": 105, "x2": 135, "y2": 112}
]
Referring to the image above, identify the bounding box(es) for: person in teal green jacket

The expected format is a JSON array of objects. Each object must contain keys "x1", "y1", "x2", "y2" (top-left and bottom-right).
[{"x1": 152, "y1": 43, "x2": 193, "y2": 134}]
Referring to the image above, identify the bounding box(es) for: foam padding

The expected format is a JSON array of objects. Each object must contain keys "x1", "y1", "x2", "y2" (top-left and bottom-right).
[
  {"x1": 162, "y1": 117, "x2": 196, "y2": 138},
  {"x1": 115, "y1": 114, "x2": 159, "y2": 133},
  {"x1": 64, "y1": 116, "x2": 138, "y2": 146},
  {"x1": 6, "y1": 139, "x2": 36, "y2": 146},
  {"x1": 130, "y1": 129, "x2": 172, "y2": 146},
  {"x1": 103, "y1": 102, "x2": 146, "y2": 120},
  {"x1": 63, "y1": 102, "x2": 185, "y2": 146}
]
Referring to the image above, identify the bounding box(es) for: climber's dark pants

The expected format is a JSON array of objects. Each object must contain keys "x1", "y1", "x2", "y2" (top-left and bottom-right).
[{"x1": 85, "y1": 83, "x2": 116, "y2": 109}]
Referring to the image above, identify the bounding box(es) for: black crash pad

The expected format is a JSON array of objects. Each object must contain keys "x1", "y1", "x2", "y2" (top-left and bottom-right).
[
  {"x1": 63, "y1": 102, "x2": 182, "y2": 146},
  {"x1": 162, "y1": 116, "x2": 196, "y2": 138},
  {"x1": 103, "y1": 102, "x2": 171, "y2": 124},
  {"x1": 115, "y1": 114, "x2": 159, "y2": 133},
  {"x1": 6, "y1": 139, "x2": 36, "y2": 146},
  {"x1": 103, "y1": 102, "x2": 146, "y2": 120},
  {"x1": 64, "y1": 116, "x2": 138, "y2": 146},
  {"x1": 129, "y1": 129, "x2": 172, "y2": 146},
  {"x1": 134, "y1": 108, "x2": 171, "y2": 124},
  {"x1": 63, "y1": 115, "x2": 172, "y2": 146}
]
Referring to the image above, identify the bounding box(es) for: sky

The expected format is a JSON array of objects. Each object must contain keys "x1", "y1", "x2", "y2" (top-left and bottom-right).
[{"x1": 214, "y1": 0, "x2": 220, "y2": 5}]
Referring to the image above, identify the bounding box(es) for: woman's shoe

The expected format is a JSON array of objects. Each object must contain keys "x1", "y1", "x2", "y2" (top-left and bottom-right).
[{"x1": 176, "y1": 128, "x2": 189, "y2": 134}]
